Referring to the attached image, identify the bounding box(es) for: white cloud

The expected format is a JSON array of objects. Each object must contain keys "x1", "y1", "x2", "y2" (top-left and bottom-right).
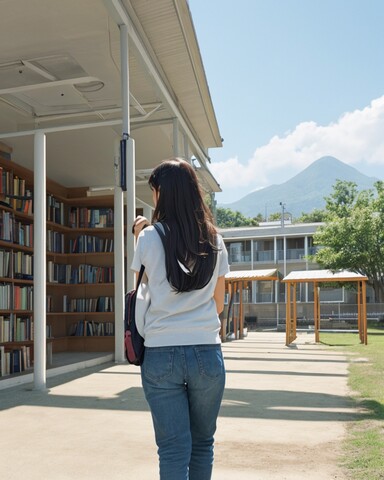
[{"x1": 211, "y1": 95, "x2": 384, "y2": 197}]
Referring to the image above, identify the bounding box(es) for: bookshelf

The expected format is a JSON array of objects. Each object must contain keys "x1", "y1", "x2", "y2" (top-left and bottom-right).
[{"x1": 0, "y1": 149, "x2": 116, "y2": 379}]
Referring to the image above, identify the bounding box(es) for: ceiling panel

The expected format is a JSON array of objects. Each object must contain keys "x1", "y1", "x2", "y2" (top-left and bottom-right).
[{"x1": 0, "y1": 0, "x2": 221, "y2": 195}]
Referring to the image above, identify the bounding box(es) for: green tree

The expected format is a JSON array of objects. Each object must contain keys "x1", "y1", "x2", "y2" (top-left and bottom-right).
[
  {"x1": 296, "y1": 208, "x2": 327, "y2": 223},
  {"x1": 216, "y1": 207, "x2": 259, "y2": 228},
  {"x1": 268, "y1": 212, "x2": 282, "y2": 221},
  {"x1": 314, "y1": 180, "x2": 384, "y2": 302}
]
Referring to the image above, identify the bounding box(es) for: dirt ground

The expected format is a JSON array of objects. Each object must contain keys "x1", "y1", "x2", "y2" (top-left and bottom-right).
[
  {"x1": 213, "y1": 332, "x2": 358, "y2": 479},
  {"x1": 0, "y1": 331, "x2": 359, "y2": 480}
]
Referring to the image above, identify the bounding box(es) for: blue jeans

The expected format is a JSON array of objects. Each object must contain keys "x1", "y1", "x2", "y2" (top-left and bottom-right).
[{"x1": 141, "y1": 344, "x2": 226, "y2": 480}]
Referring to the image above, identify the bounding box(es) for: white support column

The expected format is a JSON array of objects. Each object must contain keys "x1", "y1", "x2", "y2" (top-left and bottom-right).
[
  {"x1": 120, "y1": 23, "x2": 136, "y2": 292},
  {"x1": 273, "y1": 236, "x2": 277, "y2": 263},
  {"x1": 33, "y1": 131, "x2": 46, "y2": 390},
  {"x1": 114, "y1": 139, "x2": 125, "y2": 362},
  {"x1": 183, "y1": 132, "x2": 189, "y2": 160},
  {"x1": 120, "y1": 24, "x2": 130, "y2": 138},
  {"x1": 173, "y1": 118, "x2": 179, "y2": 157},
  {"x1": 126, "y1": 137, "x2": 136, "y2": 291}
]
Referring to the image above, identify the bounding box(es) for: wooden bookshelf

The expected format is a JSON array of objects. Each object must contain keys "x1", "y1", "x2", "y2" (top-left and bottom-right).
[{"x1": 0, "y1": 152, "x2": 116, "y2": 379}]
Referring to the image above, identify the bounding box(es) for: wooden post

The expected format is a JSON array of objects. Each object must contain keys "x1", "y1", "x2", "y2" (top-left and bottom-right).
[
  {"x1": 314, "y1": 282, "x2": 319, "y2": 343},
  {"x1": 285, "y1": 282, "x2": 291, "y2": 345},
  {"x1": 357, "y1": 281, "x2": 362, "y2": 343},
  {"x1": 362, "y1": 281, "x2": 368, "y2": 345},
  {"x1": 239, "y1": 281, "x2": 244, "y2": 339}
]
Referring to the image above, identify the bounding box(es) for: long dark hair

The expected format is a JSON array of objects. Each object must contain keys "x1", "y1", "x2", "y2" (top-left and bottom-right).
[{"x1": 149, "y1": 158, "x2": 218, "y2": 293}]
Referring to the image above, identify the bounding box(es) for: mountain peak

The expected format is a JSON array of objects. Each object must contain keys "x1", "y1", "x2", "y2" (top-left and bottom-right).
[{"x1": 222, "y1": 156, "x2": 378, "y2": 218}]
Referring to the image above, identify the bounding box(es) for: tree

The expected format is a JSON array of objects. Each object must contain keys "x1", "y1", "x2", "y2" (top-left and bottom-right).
[
  {"x1": 268, "y1": 212, "x2": 282, "y2": 221},
  {"x1": 296, "y1": 208, "x2": 327, "y2": 223},
  {"x1": 216, "y1": 207, "x2": 259, "y2": 228},
  {"x1": 314, "y1": 180, "x2": 384, "y2": 302}
]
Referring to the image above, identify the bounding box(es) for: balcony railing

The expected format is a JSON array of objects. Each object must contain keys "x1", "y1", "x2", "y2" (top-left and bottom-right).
[
  {"x1": 228, "y1": 252, "x2": 251, "y2": 264},
  {"x1": 229, "y1": 246, "x2": 320, "y2": 264}
]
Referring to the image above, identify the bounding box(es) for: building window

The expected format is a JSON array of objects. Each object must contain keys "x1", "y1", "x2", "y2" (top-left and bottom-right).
[{"x1": 227, "y1": 240, "x2": 251, "y2": 264}]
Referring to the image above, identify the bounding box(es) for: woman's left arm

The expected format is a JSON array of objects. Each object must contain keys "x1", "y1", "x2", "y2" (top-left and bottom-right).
[{"x1": 213, "y1": 276, "x2": 226, "y2": 314}]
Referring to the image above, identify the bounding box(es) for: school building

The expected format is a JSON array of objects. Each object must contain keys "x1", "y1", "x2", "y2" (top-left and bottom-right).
[{"x1": 219, "y1": 222, "x2": 379, "y2": 329}]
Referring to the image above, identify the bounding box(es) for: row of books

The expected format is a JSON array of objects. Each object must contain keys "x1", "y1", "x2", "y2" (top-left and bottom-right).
[
  {"x1": 47, "y1": 262, "x2": 114, "y2": 284},
  {"x1": 5, "y1": 193, "x2": 33, "y2": 215},
  {"x1": 0, "y1": 345, "x2": 32, "y2": 376},
  {"x1": 0, "y1": 169, "x2": 29, "y2": 197},
  {"x1": 69, "y1": 235, "x2": 114, "y2": 253},
  {"x1": 47, "y1": 194, "x2": 65, "y2": 225},
  {"x1": 0, "y1": 211, "x2": 33, "y2": 247},
  {"x1": 0, "y1": 250, "x2": 11, "y2": 277},
  {"x1": 47, "y1": 232, "x2": 114, "y2": 254},
  {"x1": 0, "y1": 167, "x2": 15, "y2": 196},
  {"x1": 47, "y1": 230, "x2": 65, "y2": 253},
  {"x1": 69, "y1": 207, "x2": 114, "y2": 229},
  {"x1": 13, "y1": 251, "x2": 33, "y2": 279},
  {"x1": 0, "y1": 284, "x2": 33, "y2": 310},
  {"x1": 0, "y1": 284, "x2": 11, "y2": 309},
  {"x1": 2, "y1": 193, "x2": 115, "y2": 231},
  {"x1": 69, "y1": 320, "x2": 114, "y2": 337},
  {"x1": 14, "y1": 285, "x2": 33, "y2": 310},
  {"x1": 0, "y1": 315, "x2": 33, "y2": 342},
  {"x1": 0, "y1": 249, "x2": 33, "y2": 279},
  {"x1": 63, "y1": 296, "x2": 114, "y2": 313},
  {"x1": 47, "y1": 295, "x2": 53, "y2": 313}
]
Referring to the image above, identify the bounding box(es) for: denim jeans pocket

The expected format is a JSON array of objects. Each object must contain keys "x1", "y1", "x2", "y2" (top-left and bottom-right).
[
  {"x1": 194, "y1": 345, "x2": 225, "y2": 379},
  {"x1": 143, "y1": 347, "x2": 174, "y2": 382}
]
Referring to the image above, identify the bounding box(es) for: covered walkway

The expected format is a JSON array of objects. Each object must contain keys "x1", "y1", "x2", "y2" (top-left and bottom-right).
[{"x1": 0, "y1": 332, "x2": 359, "y2": 479}]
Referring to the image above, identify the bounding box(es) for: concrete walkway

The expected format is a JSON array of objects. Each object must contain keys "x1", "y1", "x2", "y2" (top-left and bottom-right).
[{"x1": 0, "y1": 332, "x2": 359, "y2": 479}]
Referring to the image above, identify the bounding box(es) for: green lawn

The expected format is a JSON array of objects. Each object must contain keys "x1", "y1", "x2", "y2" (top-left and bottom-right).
[{"x1": 320, "y1": 328, "x2": 384, "y2": 480}]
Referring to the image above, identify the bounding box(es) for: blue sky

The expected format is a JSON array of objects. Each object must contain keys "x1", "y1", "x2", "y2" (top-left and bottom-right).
[{"x1": 190, "y1": 0, "x2": 384, "y2": 204}]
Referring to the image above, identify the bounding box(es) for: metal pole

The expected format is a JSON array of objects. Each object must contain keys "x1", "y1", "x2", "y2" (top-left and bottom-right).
[
  {"x1": 280, "y1": 202, "x2": 285, "y2": 228},
  {"x1": 120, "y1": 23, "x2": 136, "y2": 292},
  {"x1": 120, "y1": 24, "x2": 130, "y2": 138},
  {"x1": 126, "y1": 137, "x2": 136, "y2": 291},
  {"x1": 33, "y1": 131, "x2": 47, "y2": 390},
  {"x1": 114, "y1": 139, "x2": 125, "y2": 362}
]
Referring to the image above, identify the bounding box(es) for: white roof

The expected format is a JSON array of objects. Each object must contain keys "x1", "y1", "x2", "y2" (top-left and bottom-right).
[
  {"x1": 283, "y1": 269, "x2": 368, "y2": 283},
  {"x1": 0, "y1": 0, "x2": 221, "y2": 203},
  {"x1": 226, "y1": 269, "x2": 279, "y2": 281}
]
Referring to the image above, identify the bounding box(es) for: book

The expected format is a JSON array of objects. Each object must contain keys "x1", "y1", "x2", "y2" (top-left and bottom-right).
[{"x1": 0, "y1": 345, "x2": 5, "y2": 377}]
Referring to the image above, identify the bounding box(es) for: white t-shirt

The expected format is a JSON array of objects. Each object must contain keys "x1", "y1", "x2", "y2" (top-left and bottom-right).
[{"x1": 131, "y1": 225, "x2": 229, "y2": 347}]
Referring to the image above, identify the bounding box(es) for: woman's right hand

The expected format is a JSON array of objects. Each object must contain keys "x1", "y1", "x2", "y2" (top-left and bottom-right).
[{"x1": 132, "y1": 215, "x2": 150, "y2": 239}]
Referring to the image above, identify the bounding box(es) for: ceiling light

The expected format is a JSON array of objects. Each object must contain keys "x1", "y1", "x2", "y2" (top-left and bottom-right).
[{"x1": 74, "y1": 81, "x2": 105, "y2": 93}]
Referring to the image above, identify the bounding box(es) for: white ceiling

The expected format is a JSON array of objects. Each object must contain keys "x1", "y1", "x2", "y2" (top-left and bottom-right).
[{"x1": 0, "y1": 0, "x2": 222, "y2": 204}]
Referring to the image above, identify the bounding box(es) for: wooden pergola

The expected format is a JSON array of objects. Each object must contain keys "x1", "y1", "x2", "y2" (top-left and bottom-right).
[
  {"x1": 282, "y1": 270, "x2": 368, "y2": 346},
  {"x1": 224, "y1": 269, "x2": 280, "y2": 340}
]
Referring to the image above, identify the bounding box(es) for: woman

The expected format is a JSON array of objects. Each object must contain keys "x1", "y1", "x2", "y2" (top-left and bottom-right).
[{"x1": 131, "y1": 158, "x2": 229, "y2": 480}]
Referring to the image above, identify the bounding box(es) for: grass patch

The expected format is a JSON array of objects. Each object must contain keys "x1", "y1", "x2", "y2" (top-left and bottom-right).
[{"x1": 320, "y1": 328, "x2": 384, "y2": 480}]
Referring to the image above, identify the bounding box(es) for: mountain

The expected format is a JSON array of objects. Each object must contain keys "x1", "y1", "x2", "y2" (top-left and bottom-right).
[{"x1": 220, "y1": 156, "x2": 379, "y2": 219}]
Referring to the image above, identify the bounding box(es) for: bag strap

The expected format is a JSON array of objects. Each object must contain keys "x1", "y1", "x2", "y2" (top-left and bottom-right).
[
  {"x1": 153, "y1": 222, "x2": 167, "y2": 249},
  {"x1": 136, "y1": 264, "x2": 145, "y2": 289},
  {"x1": 135, "y1": 224, "x2": 163, "y2": 289}
]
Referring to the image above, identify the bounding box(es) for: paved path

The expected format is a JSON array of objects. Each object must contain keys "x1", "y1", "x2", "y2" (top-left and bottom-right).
[{"x1": 0, "y1": 332, "x2": 359, "y2": 479}]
